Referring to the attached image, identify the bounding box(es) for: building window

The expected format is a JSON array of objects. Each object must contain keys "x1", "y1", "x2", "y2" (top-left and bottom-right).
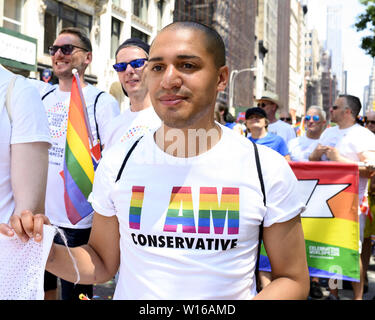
[
  {"x1": 157, "y1": 0, "x2": 165, "y2": 30},
  {"x1": 131, "y1": 27, "x2": 149, "y2": 44},
  {"x1": 132, "y1": 0, "x2": 149, "y2": 21},
  {"x1": 111, "y1": 17, "x2": 121, "y2": 59},
  {"x1": 3, "y1": 0, "x2": 23, "y2": 32},
  {"x1": 43, "y1": 0, "x2": 92, "y2": 54}
]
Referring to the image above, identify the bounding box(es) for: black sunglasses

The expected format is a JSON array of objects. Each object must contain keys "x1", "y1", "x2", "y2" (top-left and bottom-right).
[
  {"x1": 366, "y1": 120, "x2": 375, "y2": 125},
  {"x1": 113, "y1": 58, "x2": 148, "y2": 72},
  {"x1": 280, "y1": 117, "x2": 291, "y2": 121},
  {"x1": 48, "y1": 44, "x2": 89, "y2": 56},
  {"x1": 257, "y1": 102, "x2": 271, "y2": 108}
]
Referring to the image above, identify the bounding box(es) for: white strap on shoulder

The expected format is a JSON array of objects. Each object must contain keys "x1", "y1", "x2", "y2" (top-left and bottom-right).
[{"x1": 5, "y1": 75, "x2": 20, "y2": 124}]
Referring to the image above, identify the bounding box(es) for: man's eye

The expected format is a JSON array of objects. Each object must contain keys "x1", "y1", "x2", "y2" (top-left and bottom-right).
[
  {"x1": 182, "y1": 63, "x2": 194, "y2": 69},
  {"x1": 151, "y1": 65, "x2": 163, "y2": 72}
]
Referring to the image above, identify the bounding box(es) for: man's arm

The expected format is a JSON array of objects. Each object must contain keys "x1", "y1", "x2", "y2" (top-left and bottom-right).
[
  {"x1": 11, "y1": 142, "x2": 49, "y2": 216},
  {"x1": 308, "y1": 144, "x2": 328, "y2": 161},
  {"x1": 253, "y1": 215, "x2": 310, "y2": 300},
  {"x1": 46, "y1": 212, "x2": 120, "y2": 284},
  {"x1": 326, "y1": 148, "x2": 375, "y2": 178}
]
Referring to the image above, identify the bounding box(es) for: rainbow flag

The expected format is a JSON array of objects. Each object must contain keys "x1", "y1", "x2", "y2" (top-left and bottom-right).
[
  {"x1": 294, "y1": 116, "x2": 306, "y2": 137},
  {"x1": 61, "y1": 73, "x2": 101, "y2": 224},
  {"x1": 260, "y1": 162, "x2": 360, "y2": 282}
]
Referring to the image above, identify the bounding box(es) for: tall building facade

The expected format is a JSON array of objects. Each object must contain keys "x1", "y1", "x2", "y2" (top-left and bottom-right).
[
  {"x1": 305, "y1": 28, "x2": 322, "y2": 108},
  {"x1": 326, "y1": 4, "x2": 343, "y2": 94},
  {"x1": 256, "y1": 0, "x2": 278, "y2": 95},
  {"x1": 173, "y1": 0, "x2": 257, "y2": 114},
  {"x1": 320, "y1": 48, "x2": 337, "y2": 120},
  {"x1": 277, "y1": 0, "x2": 307, "y2": 120},
  {"x1": 0, "y1": 0, "x2": 174, "y2": 110}
]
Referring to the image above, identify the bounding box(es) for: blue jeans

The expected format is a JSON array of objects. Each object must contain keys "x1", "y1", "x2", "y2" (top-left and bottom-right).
[{"x1": 44, "y1": 227, "x2": 92, "y2": 300}]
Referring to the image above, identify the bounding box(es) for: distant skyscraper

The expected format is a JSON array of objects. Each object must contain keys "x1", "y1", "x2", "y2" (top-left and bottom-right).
[{"x1": 326, "y1": 4, "x2": 343, "y2": 94}]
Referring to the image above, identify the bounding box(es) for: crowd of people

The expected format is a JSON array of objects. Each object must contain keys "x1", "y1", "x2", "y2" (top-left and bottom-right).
[{"x1": 0, "y1": 20, "x2": 374, "y2": 301}]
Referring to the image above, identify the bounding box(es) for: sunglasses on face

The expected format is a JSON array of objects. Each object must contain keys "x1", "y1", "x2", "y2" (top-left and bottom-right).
[
  {"x1": 48, "y1": 44, "x2": 88, "y2": 56},
  {"x1": 257, "y1": 103, "x2": 271, "y2": 108},
  {"x1": 113, "y1": 58, "x2": 148, "y2": 72},
  {"x1": 280, "y1": 117, "x2": 291, "y2": 121},
  {"x1": 366, "y1": 120, "x2": 375, "y2": 125},
  {"x1": 305, "y1": 115, "x2": 320, "y2": 122}
]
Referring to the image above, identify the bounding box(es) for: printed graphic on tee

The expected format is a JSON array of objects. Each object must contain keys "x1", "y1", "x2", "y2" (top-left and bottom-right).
[{"x1": 128, "y1": 186, "x2": 240, "y2": 251}]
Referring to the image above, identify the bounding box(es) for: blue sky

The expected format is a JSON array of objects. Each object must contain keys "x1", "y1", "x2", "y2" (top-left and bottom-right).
[{"x1": 306, "y1": 0, "x2": 373, "y2": 103}]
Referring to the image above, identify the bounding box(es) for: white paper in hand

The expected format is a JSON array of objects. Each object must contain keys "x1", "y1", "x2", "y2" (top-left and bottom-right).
[{"x1": 0, "y1": 224, "x2": 56, "y2": 300}]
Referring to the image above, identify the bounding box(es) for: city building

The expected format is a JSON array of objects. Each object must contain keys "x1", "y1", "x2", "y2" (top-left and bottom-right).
[
  {"x1": 256, "y1": 0, "x2": 278, "y2": 96},
  {"x1": 277, "y1": 0, "x2": 307, "y2": 122},
  {"x1": 0, "y1": 0, "x2": 174, "y2": 111},
  {"x1": 320, "y1": 48, "x2": 338, "y2": 121},
  {"x1": 326, "y1": 3, "x2": 344, "y2": 94},
  {"x1": 305, "y1": 28, "x2": 323, "y2": 109}
]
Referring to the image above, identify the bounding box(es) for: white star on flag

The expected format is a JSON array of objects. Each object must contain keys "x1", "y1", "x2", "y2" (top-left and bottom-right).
[{"x1": 297, "y1": 180, "x2": 349, "y2": 218}]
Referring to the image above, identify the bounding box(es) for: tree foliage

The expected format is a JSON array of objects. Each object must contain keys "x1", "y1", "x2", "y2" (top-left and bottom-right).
[{"x1": 355, "y1": 0, "x2": 375, "y2": 57}]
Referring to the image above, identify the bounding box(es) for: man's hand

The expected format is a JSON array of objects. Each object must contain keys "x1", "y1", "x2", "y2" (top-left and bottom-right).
[
  {"x1": 325, "y1": 146, "x2": 342, "y2": 161},
  {"x1": 309, "y1": 144, "x2": 328, "y2": 161},
  {"x1": 0, "y1": 210, "x2": 50, "y2": 243}
]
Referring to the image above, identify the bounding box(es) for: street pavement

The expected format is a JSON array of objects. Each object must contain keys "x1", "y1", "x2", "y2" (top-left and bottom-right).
[{"x1": 90, "y1": 254, "x2": 375, "y2": 300}]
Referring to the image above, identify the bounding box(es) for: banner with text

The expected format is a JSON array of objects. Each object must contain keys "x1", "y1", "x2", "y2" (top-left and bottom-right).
[{"x1": 259, "y1": 161, "x2": 360, "y2": 282}]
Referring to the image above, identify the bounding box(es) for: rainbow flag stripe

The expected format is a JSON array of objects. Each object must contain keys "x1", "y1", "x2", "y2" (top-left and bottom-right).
[
  {"x1": 260, "y1": 162, "x2": 360, "y2": 282},
  {"x1": 164, "y1": 187, "x2": 196, "y2": 233},
  {"x1": 63, "y1": 75, "x2": 95, "y2": 225},
  {"x1": 198, "y1": 187, "x2": 239, "y2": 234},
  {"x1": 129, "y1": 186, "x2": 145, "y2": 229}
]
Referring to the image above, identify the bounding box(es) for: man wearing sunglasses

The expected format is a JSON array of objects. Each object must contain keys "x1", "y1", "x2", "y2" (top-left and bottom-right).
[
  {"x1": 309, "y1": 95, "x2": 375, "y2": 300},
  {"x1": 288, "y1": 106, "x2": 327, "y2": 162},
  {"x1": 29, "y1": 27, "x2": 120, "y2": 300},
  {"x1": 255, "y1": 92, "x2": 296, "y2": 145},
  {"x1": 287, "y1": 106, "x2": 326, "y2": 299},
  {"x1": 104, "y1": 38, "x2": 161, "y2": 150}
]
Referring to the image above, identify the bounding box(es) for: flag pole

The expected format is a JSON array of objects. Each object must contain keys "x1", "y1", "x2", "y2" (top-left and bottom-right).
[{"x1": 72, "y1": 68, "x2": 94, "y2": 147}]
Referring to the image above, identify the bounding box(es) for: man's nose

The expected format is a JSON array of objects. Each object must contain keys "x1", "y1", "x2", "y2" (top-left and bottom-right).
[{"x1": 160, "y1": 65, "x2": 182, "y2": 89}]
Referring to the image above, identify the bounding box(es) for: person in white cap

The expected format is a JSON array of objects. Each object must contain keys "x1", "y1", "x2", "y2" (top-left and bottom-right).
[{"x1": 255, "y1": 92, "x2": 296, "y2": 144}]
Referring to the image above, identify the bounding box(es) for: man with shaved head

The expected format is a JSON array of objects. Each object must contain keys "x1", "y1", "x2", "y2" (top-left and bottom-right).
[{"x1": 0, "y1": 21, "x2": 309, "y2": 300}]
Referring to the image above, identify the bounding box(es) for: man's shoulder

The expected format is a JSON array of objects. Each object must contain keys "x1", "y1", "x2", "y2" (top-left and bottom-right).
[{"x1": 85, "y1": 84, "x2": 117, "y2": 103}]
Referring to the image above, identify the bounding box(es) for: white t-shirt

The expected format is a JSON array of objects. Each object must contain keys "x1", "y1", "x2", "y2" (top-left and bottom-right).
[
  {"x1": 268, "y1": 120, "x2": 296, "y2": 144},
  {"x1": 0, "y1": 68, "x2": 51, "y2": 224},
  {"x1": 104, "y1": 106, "x2": 161, "y2": 151},
  {"x1": 318, "y1": 124, "x2": 375, "y2": 200},
  {"x1": 89, "y1": 125, "x2": 305, "y2": 300},
  {"x1": 288, "y1": 135, "x2": 320, "y2": 162},
  {"x1": 29, "y1": 80, "x2": 120, "y2": 229}
]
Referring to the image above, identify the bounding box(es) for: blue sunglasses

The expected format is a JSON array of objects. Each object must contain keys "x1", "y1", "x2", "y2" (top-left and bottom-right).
[
  {"x1": 305, "y1": 115, "x2": 320, "y2": 122},
  {"x1": 113, "y1": 58, "x2": 147, "y2": 72}
]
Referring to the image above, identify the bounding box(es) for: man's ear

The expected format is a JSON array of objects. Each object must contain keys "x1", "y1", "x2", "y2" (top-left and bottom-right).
[
  {"x1": 217, "y1": 65, "x2": 229, "y2": 92},
  {"x1": 86, "y1": 51, "x2": 93, "y2": 65}
]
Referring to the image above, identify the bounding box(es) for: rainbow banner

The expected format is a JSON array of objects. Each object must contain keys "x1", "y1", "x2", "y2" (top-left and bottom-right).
[
  {"x1": 61, "y1": 73, "x2": 101, "y2": 224},
  {"x1": 260, "y1": 161, "x2": 360, "y2": 282}
]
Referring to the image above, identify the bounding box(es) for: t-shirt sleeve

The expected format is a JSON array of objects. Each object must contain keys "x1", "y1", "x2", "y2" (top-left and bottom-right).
[
  {"x1": 278, "y1": 136, "x2": 290, "y2": 156},
  {"x1": 259, "y1": 146, "x2": 305, "y2": 227},
  {"x1": 10, "y1": 77, "x2": 51, "y2": 145},
  {"x1": 88, "y1": 143, "x2": 127, "y2": 217},
  {"x1": 95, "y1": 93, "x2": 120, "y2": 147}
]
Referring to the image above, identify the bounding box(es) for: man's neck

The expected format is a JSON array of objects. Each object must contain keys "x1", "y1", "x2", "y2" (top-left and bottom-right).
[
  {"x1": 155, "y1": 121, "x2": 222, "y2": 158},
  {"x1": 251, "y1": 127, "x2": 267, "y2": 139},
  {"x1": 338, "y1": 119, "x2": 356, "y2": 130},
  {"x1": 268, "y1": 115, "x2": 277, "y2": 124},
  {"x1": 58, "y1": 75, "x2": 87, "y2": 92},
  {"x1": 306, "y1": 131, "x2": 320, "y2": 140},
  {"x1": 129, "y1": 93, "x2": 152, "y2": 112}
]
